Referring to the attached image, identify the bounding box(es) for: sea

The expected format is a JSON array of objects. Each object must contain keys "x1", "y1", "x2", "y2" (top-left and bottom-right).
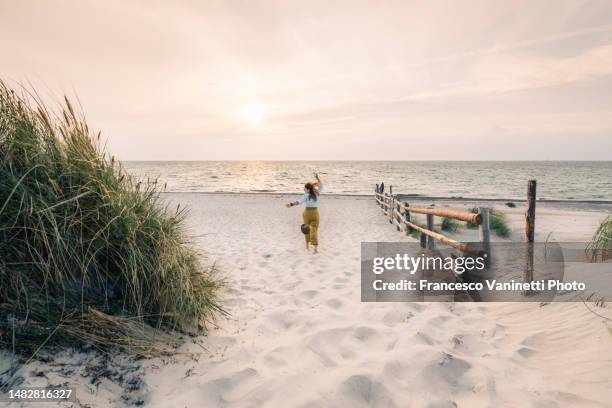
[{"x1": 123, "y1": 161, "x2": 612, "y2": 201}]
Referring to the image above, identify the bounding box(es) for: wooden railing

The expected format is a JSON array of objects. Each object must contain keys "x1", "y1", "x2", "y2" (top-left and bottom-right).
[
  {"x1": 374, "y1": 186, "x2": 490, "y2": 257},
  {"x1": 375, "y1": 180, "x2": 542, "y2": 286}
]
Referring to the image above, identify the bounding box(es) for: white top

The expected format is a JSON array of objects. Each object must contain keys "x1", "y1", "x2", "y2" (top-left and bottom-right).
[{"x1": 297, "y1": 182, "x2": 323, "y2": 208}]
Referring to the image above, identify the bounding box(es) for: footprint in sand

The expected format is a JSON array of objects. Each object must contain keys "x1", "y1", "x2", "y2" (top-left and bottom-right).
[
  {"x1": 338, "y1": 375, "x2": 396, "y2": 407},
  {"x1": 352, "y1": 326, "x2": 379, "y2": 343},
  {"x1": 262, "y1": 353, "x2": 286, "y2": 367},
  {"x1": 340, "y1": 349, "x2": 357, "y2": 360},
  {"x1": 264, "y1": 311, "x2": 299, "y2": 332},
  {"x1": 300, "y1": 290, "x2": 319, "y2": 300},
  {"x1": 427, "y1": 315, "x2": 452, "y2": 327},
  {"x1": 382, "y1": 311, "x2": 410, "y2": 327},
  {"x1": 200, "y1": 368, "x2": 259, "y2": 406},
  {"x1": 325, "y1": 298, "x2": 343, "y2": 309},
  {"x1": 520, "y1": 332, "x2": 546, "y2": 347},
  {"x1": 414, "y1": 331, "x2": 436, "y2": 346},
  {"x1": 515, "y1": 347, "x2": 537, "y2": 358},
  {"x1": 422, "y1": 352, "x2": 472, "y2": 388}
]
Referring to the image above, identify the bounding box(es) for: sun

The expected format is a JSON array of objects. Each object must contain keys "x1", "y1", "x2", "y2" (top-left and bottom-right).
[{"x1": 241, "y1": 103, "x2": 266, "y2": 126}]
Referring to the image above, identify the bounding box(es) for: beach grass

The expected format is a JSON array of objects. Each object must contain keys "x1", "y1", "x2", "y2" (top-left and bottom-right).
[
  {"x1": 587, "y1": 214, "x2": 612, "y2": 261},
  {"x1": 0, "y1": 81, "x2": 225, "y2": 358},
  {"x1": 489, "y1": 209, "x2": 511, "y2": 237},
  {"x1": 440, "y1": 217, "x2": 459, "y2": 233},
  {"x1": 466, "y1": 207, "x2": 511, "y2": 237}
]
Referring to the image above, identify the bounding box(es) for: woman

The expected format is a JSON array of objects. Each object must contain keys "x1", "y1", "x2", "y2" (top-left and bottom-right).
[{"x1": 286, "y1": 173, "x2": 323, "y2": 253}]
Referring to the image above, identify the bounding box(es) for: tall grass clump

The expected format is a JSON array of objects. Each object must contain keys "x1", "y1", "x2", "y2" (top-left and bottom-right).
[
  {"x1": 587, "y1": 214, "x2": 612, "y2": 261},
  {"x1": 489, "y1": 209, "x2": 511, "y2": 238},
  {"x1": 440, "y1": 217, "x2": 459, "y2": 233},
  {"x1": 0, "y1": 81, "x2": 224, "y2": 357},
  {"x1": 466, "y1": 207, "x2": 511, "y2": 237}
]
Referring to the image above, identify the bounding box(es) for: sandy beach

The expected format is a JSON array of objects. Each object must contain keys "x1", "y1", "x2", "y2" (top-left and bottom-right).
[{"x1": 4, "y1": 193, "x2": 610, "y2": 407}]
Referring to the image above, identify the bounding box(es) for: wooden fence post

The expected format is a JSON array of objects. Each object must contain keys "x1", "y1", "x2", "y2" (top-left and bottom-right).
[
  {"x1": 403, "y1": 202, "x2": 411, "y2": 235},
  {"x1": 525, "y1": 180, "x2": 536, "y2": 242},
  {"x1": 478, "y1": 207, "x2": 490, "y2": 264},
  {"x1": 395, "y1": 202, "x2": 402, "y2": 231},
  {"x1": 524, "y1": 180, "x2": 537, "y2": 289},
  {"x1": 420, "y1": 232, "x2": 427, "y2": 248},
  {"x1": 389, "y1": 194, "x2": 394, "y2": 224},
  {"x1": 426, "y1": 213, "x2": 435, "y2": 249}
]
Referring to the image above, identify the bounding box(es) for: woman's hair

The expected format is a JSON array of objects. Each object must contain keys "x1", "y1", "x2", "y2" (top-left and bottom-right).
[{"x1": 305, "y1": 182, "x2": 317, "y2": 201}]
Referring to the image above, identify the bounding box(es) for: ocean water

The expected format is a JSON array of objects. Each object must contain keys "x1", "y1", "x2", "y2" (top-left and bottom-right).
[{"x1": 123, "y1": 161, "x2": 612, "y2": 201}]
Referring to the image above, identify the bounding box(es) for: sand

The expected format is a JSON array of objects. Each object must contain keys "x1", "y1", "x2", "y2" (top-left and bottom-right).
[{"x1": 2, "y1": 194, "x2": 611, "y2": 407}]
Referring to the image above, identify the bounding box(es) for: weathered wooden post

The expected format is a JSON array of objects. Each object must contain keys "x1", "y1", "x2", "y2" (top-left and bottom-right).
[
  {"x1": 426, "y1": 213, "x2": 435, "y2": 249},
  {"x1": 387, "y1": 186, "x2": 394, "y2": 224},
  {"x1": 478, "y1": 207, "x2": 491, "y2": 265},
  {"x1": 395, "y1": 202, "x2": 402, "y2": 231},
  {"x1": 420, "y1": 232, "x2": 427, "y2": 248},
  {"x1": 525, "y1": 180, "x2": 536, "y2": 242},
  {"x1": 524, "y1": 180, "x2": 537, "y2": 292},
  {"x1": 403, "y1": 202, "x2": 411, "y2": 235}
]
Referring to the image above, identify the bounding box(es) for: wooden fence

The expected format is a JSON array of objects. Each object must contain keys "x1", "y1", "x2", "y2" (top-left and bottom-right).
[
  {"x1": 374, "y1": 180, "x2": 537, "y2": 259},
  {"x1": 375, "y1": 186, "x2": 491, "y2": 257}
]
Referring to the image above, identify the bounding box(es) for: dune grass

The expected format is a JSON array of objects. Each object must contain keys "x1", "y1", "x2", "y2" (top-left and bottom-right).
[
  {"x1": 0, "y1": 81, "x2": 224, "y2": 358},
  {"x1": 440, "y1": 217, "x2": 459, "y2": 233},
  {"x1": 489, "y1": 209, "x2": 511, "y2": 238},
  {"x1": 466, "y1": 207, "x2": 511, "y2": 237},
  {"x1": 587, "y1": 214, "x2": 612, "y2": 261}
]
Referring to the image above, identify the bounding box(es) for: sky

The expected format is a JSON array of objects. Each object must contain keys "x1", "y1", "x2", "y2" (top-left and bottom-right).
[{"x1": 1, "y1": 0, "x2": 612, "y2": 160}]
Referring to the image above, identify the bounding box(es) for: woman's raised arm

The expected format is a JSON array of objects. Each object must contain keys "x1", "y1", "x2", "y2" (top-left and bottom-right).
[{"x1": 314, "y1": 174, "x2": 322, "y2": 192}]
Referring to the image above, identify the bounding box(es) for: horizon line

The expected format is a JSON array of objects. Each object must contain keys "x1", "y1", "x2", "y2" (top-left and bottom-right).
[{"x1": 120, "y1": 159, "x2": 612, "y2": 162}]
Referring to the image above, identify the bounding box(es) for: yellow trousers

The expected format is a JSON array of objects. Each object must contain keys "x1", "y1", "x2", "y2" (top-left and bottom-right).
[{"x1": 302, "y1": 208, "x2": 320, "y2": 246}]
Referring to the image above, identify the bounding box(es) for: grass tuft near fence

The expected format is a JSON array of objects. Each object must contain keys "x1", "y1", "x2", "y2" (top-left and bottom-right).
[
  {"x1": 489, "y1": 209, "x2": 511, "y2": 238},
  {"x1": 440, "y1": 217, "x2": 459, "y2": 233},
  {"x1": 587, "y1": 214, "x2": 612, "y2": 261},
  {"x1": 467, "y1": 207, "x2": 510, "y2": 237},
  {"x1": 0, "y1": 81, "x2": 225, "y2": 358}
]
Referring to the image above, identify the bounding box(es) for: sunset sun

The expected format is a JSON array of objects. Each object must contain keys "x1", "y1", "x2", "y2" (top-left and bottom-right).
[{"x1": 241, "y1": 103, "x2": 266, "y2": 126}]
